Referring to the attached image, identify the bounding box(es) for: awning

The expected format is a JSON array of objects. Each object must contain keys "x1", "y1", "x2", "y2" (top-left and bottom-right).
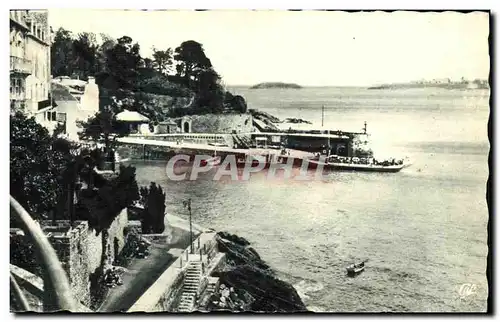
[{"x1": 255, "y1": 137, "x2": 267, "y2": 141}]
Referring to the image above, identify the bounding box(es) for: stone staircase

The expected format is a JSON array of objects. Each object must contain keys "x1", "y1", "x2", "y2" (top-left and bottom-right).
[
  {"x1": 206, "y1": 277, "x2": 220, "y2": 294},
  {"x1": 177, "y1": 260, "x2": 202, "y2": 312}
]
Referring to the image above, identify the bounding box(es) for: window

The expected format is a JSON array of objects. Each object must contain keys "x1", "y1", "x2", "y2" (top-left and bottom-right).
[
  {"x1": 15, "y1": 79, "x2": 20, "y2": 95},
  {"x1": 46, "y1": 111, "x2": 57, "y2": 121}
]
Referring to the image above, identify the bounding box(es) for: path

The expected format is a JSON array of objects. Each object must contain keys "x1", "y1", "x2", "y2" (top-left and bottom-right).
[{"x1": 98, "y1": 243, "x2": 176, "y2": 312}]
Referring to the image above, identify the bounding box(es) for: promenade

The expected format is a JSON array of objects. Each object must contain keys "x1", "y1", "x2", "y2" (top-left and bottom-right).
[
  {"x1": 98, "y1": 213, "x2": 209, "y2": 312},
  {"x1": 117, "y1": 136, "x2": 316, "y2": 159}
]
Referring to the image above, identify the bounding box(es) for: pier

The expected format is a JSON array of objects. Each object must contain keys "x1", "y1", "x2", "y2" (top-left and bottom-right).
[{"x1": 117, "y1": 136, "x2": 316, "y2": 160}]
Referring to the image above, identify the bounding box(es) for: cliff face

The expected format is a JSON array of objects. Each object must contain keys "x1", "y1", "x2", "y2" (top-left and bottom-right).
[{"x1": 204, "y1": 232, "x2": 307, "y2": 313}]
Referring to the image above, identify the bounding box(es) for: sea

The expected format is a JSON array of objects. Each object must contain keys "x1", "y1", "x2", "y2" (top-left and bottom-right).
[{"x1": 131, "y1": 86, "x2": 490, "y2": 312}]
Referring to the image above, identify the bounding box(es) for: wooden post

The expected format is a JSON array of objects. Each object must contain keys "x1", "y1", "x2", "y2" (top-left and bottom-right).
[
  {"x1": 199, "y1": 249, "x2": 202, "y2": 262},
  {"x1": 198, "y1": 237, "x2": 200, "y2": 250}
]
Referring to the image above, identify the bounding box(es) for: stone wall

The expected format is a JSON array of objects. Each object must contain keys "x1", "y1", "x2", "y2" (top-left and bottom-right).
[
  {"x1": 171, "y1": 113, "x2": 253, "y2": 134},
  {"x1": 36, "y1": 208, "x2": 129, "y2": 307},
  {"x1": 106, "y1": 208, "x2": 129, "y2": 266}
]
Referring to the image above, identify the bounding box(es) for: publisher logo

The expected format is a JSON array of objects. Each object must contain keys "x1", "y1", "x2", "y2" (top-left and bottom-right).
[{"x1": 458, "y1": 283, "x2": 477, "y2": 299}]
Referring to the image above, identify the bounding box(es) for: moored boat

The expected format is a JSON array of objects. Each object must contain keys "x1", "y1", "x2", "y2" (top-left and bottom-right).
[{"x1": 308, "y1": 155, "x2": 409, "y2": 173}]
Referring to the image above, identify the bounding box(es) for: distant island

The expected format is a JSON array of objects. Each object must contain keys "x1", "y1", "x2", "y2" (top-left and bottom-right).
[
  {"x1": 250, "y1": 82, "x2": 302, "y2": 89},
  {"x1": 368, "y1": 78, "x2": 489, "y2": 90}
]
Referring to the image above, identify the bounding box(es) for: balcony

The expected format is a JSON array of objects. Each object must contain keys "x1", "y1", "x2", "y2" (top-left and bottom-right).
[{"x1": 10, "y1": 56, "x2": 31, "y2": 75}]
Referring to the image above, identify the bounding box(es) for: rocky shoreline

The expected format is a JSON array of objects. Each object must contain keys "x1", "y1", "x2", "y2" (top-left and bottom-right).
[{"x1": 201, "y1": 232, "x2": 307, "y2": 313}]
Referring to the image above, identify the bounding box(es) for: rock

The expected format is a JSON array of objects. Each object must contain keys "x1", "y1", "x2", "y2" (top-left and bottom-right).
[{"x1": 207, "y1": 232, "x2": 307, "y2": 312}]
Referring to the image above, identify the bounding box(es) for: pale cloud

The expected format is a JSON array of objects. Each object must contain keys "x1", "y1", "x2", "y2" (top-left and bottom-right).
[{"x1": 49, "y1": 9, "x2": 490, "y2": 86}]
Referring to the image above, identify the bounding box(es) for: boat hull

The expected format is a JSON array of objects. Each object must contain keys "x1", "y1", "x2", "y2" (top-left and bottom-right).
[
  {"x1": 346, "y1": 262, "x2": 366, "y2": 276},
  {"x1": 346, "y1": 267, "x2": 365, "y2": 276},
  {"x1": 308, "y1": 160, "x2": 406, "y2": 173}
]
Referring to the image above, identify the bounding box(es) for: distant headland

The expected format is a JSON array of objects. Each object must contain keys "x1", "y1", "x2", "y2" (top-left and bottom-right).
[
  {"x1": 368, "y1": 78, "x2": 489, "y2": 90},
  {"x1": 250, "y1": 82, "x2": 302, "y2": 89}
]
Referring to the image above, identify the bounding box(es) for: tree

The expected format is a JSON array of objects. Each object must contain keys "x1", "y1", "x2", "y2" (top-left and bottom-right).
[
  {"x1": 77, "y1": 109, "x2": 130, "y2": 167},
  {"x1": 195, "y1": 68, "x2": 225, "y2": 113},
  {"x1": 72, "y1": 32, "x2": 99, "y2": 79},
  {"x1": 139, "y1": 182, "x2": 166, "y2": 234},
  {"x1": 96, "y1": 33, "x2": 116, "y2": 74},
  {"x1": 76, "y1": 165, "x2": 140, "y2": 234},
  {"x1": 103, "y1": 36, "x2": 142, "y2": 89},
  {"x1": 143, "y1": 58, "x2": 154, "y2": 69},
  {"x1": 232, "y1": 95, "x2": 248, "y2": 113},
  {"x1": 174, "y1": 40, "x2": 212, "y2": 88},
  {"x1": 152, "y1": 47, "x2": 173, "y2": 75},
  {"x1": 10, "y1": 112, "x2": 78, "y2": 222},
  {"x1": 51, "y1": 28, "x2": 75, "y2": 77},
  {"x1": 51, "y1": 29, "x2": 101, "y2": 79}
]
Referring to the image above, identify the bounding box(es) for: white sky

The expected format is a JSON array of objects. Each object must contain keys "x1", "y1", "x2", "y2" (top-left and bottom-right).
[{"x1": 48, "y1": 9, "x2": 490, "y2": 86}]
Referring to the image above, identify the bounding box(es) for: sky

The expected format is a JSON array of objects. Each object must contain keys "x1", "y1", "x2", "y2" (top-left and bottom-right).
[{"x1": 48, "y1": 10, "x2": 490, "y2": 87}]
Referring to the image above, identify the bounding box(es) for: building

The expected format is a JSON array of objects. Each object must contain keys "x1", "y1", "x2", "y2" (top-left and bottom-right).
[
  {"x1": 51, "y1": 76, "x2": 100, "y2": 141},
  {"x1": 116, "y1": 110, "x2": 150, "y2": 134},
  {"x1": 10, "y1": 10, "x2": 53, "y2": 128}
]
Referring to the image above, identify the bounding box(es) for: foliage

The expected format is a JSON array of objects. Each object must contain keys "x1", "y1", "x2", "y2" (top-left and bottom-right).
[
  {"x1": 102, "y1": 36, "x2": 142, "y2": 89},
  {"x1": 77, "y1": 109, "x2": 130, "y2": 158},
  {"x1": 195, "y1": 68, "x2": 225, "y2": 113},
  {"x1": 51, "y1": 30, "x2": 247, "y2": 117},
  {"x1": 174, "y1": 40, "x2": 212, "y2": 89},
  {"x1": 135, "y1": 70, "x2": 192, "y2": 97},
  {"x1": 10, "y1": 235, "x2": 43, "y2": 277},
  {"x1": 76, "y1": 165, "x2": 140, "y2": 234},
  {"x1": 51, "y1": 28, "x2": 75, "y2": 78},
  {"x1": 152, "y1": 47, "x2": 174, "y2": 75},
  {"x1": 51, "y1": 28, "x2": 101, "y2": 80},
  {"x1": 227, "y1": 95, "x2": 248, "y2": 113},
  {"x1": 139, "y1": 182, "x2": 166, "y2": 234},
  {"x1": 10, "y1": 112, "x2": 78, "y2": 222},
  {"x1": 71, "y1": 32, "x2": 100, "y2": 79}
]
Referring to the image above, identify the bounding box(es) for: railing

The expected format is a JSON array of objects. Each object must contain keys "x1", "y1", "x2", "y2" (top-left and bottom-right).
[
  {"x1": 10, "y1": 196, "x2": 77, "y2": 312},
  {"x1": 10, "y1": 56, "x2": 31, "y2": 74},
  {"x1": 178, "y1": 234, "x2": 218, "y2": 271}
]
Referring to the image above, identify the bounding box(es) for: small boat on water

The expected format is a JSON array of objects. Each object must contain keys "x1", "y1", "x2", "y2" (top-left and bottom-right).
[
  {"x1": 308, "y1": 155, "x2": 410, "y2": 173},
  {"x1": 346, "y1": 261, "x2": 365, "y2": 276}
]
